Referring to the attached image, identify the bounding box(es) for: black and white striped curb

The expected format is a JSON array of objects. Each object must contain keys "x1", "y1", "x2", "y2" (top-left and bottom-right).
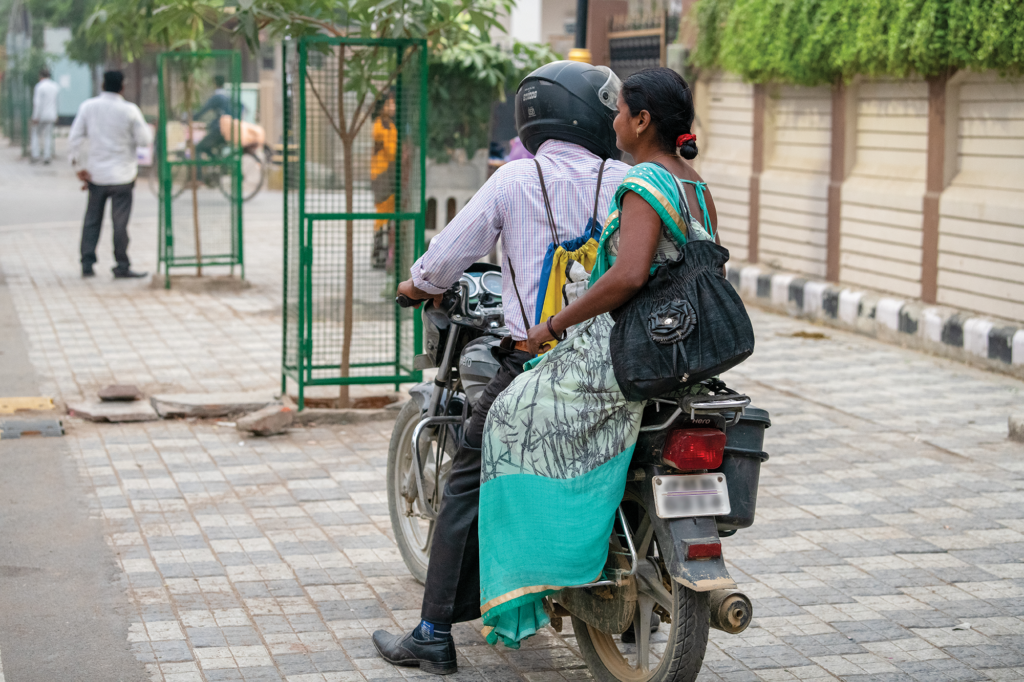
[{"x1": 726, "y1": 263, "x2": 1024, "y2": 378}]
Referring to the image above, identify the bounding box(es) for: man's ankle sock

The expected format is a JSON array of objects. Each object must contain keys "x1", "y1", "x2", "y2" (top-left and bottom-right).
[{"x1": 413, "y1": 619, "x2": 451, "y2": 640}]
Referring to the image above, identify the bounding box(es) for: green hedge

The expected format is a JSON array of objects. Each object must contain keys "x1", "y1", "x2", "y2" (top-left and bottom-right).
[{"x1": 691, "y1": 0, "x2": 1024, "y2": 85}]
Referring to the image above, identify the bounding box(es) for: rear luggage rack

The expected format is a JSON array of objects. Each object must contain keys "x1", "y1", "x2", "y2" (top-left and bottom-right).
[{"x1": 640, "y1": 394, "x2": 751, "y2": 433}]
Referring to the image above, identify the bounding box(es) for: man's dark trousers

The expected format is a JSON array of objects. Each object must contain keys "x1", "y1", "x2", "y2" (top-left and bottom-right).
[
  {"x1": 81, "y1": 181, "x2": 134, "y2": 271},
  {"x1": 420, "y1": 343, "x2": 532, "y2": 624}
]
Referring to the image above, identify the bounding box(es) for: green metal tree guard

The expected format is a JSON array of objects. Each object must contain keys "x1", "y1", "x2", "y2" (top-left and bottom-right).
[
  {"x1": 156, "y1": 51, "x2": 244, "y2": 288},
  {"x1": 1, "y1": 66, "x2": 31, "y2": 156},
  {"x1": 282, "y1": 37, "x2": 427, "y2": 409}
]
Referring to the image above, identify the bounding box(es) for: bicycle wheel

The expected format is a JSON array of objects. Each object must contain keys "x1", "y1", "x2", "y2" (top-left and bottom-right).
[
  {"x1": 148, "y1": 159, "x2": 189, "y2": 200},
  {"x1": 218, "y1": 151, "x2": 265, "y2": 202}
]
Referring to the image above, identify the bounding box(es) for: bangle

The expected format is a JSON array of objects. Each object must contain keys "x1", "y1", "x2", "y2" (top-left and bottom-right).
[{"x1": 547, "y1": 317, "x2": 567, "y2": 341}]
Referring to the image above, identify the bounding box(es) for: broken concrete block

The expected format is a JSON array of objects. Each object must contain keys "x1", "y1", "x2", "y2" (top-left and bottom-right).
[
  {"x1": 236, "y1": 404, "x2": 294, "y2": 436},
  {"x1": 0, "y1": 396, "x2": 54, "y2": 414},
  {"x1": 68, "y1": 400, "x2": 159, "y2": 423},
  {"x1": 0, "y1": 418, "x2": 64, "y2": 438},
  {"x1": 1010, "y1": 415, "x2": 1024, "y2": 443},
  {"x1": 150, "y1": 392, "x2": 277, "y2": 419},
  {"x1": 98, "y1": 384, "x2": 143, "y2": 401}
]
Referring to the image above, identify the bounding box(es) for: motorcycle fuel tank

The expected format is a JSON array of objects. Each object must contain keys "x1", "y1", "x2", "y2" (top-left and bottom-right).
[{"x1": 459, "y1": 336, "x2": 502, "y2": 406}]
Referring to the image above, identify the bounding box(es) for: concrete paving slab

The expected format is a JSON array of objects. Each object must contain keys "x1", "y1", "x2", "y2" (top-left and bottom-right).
[
  {"x1": 151, "y1": 392, "x2": 278, "y2": 419},
  {"x1": 98, "y1": 384, "x2": 144, "y2": 401},
  {"x1": 67, "y1": 400, "x2": 159, "y2": 422}
]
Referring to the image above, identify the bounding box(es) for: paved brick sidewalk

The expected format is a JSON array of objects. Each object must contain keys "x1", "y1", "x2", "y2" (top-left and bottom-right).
[{"x1": 3, "y1": 142, "x2": 1024, "y2": 681}]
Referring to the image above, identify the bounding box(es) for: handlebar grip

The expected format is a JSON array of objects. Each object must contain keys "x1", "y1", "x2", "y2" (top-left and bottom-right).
[{"x1": 396, "y1": 294, "x2": 417, "y2": 308}]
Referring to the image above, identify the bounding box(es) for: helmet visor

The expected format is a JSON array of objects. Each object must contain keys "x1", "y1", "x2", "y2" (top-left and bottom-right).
[{"x1": 594, "y1": 66, "x2": 621, "y2": 112}]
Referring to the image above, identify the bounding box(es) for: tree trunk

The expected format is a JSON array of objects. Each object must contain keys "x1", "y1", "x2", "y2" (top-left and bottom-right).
[
  {"x1": 134, "y1": 59, "x2": 142, "y2": 105},
  {"x1": 186, "y1": 111, "x2": 203, "y2": 277},
  {"x1": 337, "y1": 44, "x2": 351, "y2": 408},
  {"x1": 184, "y1": 74, "x2": 203, "y2": 276},
  {"x1": 340, "y1": 136, "x2": 355, "y2": 408}
]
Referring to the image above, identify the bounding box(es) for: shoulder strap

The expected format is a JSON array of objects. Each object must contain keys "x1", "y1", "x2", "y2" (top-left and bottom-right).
[
  {"x1": 678, "y1": 179, "x2": 714, "y2": 239},
  {"x1": 649, "y1": 162, "x2": 696, "y2": 242},
  {"x1": 534, "y1": 159, "x2": 559, "y2": 245},
  {"x1": 591, "y1": 159, "x2": 607, "y2": 224},
  {"x1": 506, "y1": 259, "x2": 533, "y2": 337}
]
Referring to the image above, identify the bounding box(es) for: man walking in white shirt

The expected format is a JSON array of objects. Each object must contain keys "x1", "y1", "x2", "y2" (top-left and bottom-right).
[
  {"x1": 31, "y1": 67, "x2": 60, "y2": 164},
  {"x1": 68, "y1": 70, "x2": 152, "y2": 279}
]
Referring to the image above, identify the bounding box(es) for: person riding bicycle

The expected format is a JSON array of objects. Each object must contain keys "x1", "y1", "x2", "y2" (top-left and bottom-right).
[
  {"x1": 192, "y1": 75, "x2": 239, "y2": 163},
  {"x1": 377, "y1": 61, "x2": 630, "y2": 675}
]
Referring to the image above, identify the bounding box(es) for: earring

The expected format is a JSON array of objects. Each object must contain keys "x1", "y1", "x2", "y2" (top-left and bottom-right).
[{"x1": 635, "y1": 128, "x2": 639, "y2": 139}]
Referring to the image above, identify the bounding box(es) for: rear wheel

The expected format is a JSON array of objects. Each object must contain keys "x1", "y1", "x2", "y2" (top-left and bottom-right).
[
  {"x1": 386, "y1": 400, "x2": 454, "y2": 584},
  {"x1": 572, "y1": 490, "x2": 710, "y2": 682}
]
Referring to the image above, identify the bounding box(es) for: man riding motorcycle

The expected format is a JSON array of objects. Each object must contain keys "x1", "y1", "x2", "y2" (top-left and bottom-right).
[{"x1": 374, "y1": 61, "x2": 630, "y2": 674}]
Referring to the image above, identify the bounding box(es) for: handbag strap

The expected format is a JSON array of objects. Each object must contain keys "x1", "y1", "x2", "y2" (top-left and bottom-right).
[
  {"x1": 534, "y1": 159, "x2": 560, "y2": 246},
  {"x1": 591, "y1": 159, "x2": 607, "y2": 225},
  {"x1": 505, "y1": 259, "x2": 534, "y2": 336}
]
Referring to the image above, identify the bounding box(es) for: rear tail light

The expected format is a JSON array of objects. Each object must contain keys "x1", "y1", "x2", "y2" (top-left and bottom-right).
[
  {"x1": 662, "y1": 428, "x2": 726, "y2": 471},
  {"x1": 686, "y1": 542, "x2": 722, "y2": 560}
]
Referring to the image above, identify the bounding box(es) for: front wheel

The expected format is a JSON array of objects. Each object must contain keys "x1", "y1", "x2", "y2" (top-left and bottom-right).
[
  {"x1": 386, "y1": 400, "x2": 454, "y2": 584},
  {"x1": 218, "y1": 149, "x2": 265, "y2": 202},
  {"x1": 571, "y1": 491, "x2": 710, "y2": 682}
]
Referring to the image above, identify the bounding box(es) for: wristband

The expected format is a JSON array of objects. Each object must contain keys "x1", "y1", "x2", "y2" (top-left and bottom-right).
[{"x1": 547, "y1": 317, "x2": 567, "y2": 341}]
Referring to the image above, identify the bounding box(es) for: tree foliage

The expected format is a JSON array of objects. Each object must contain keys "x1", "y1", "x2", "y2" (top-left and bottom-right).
[
  {"x1": 231, "y1": 0, "x2": 556, "y2": 159},
  {"x1": 428, "y1": 40, "x2": 558, "y2": 161},
  {"x1": 690, "y1": 0, "x2": 1024, "y2": 85}
]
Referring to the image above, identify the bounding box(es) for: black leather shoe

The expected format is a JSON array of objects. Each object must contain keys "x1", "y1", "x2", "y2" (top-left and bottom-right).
[
  {"x1": 372, "y1": 627, "x2": 457, "y2": 675},
  {"x1": 112, "y1": 268, "x2": 148, "y2": 279},
  {"x1": 82, "y1": 266, "x2": 95, "y2": 278},
  {"x1": 620, "y1": 613, "x2": 661, "y2": 644}
]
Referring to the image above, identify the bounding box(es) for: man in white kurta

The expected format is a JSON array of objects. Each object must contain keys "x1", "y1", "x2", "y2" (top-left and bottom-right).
[
  {"x1": 31, "y1": 67, "x2": 60, "y2": 164},
  {"x1": 68, "y1": 70, "x2": 152, "y2": 278}
]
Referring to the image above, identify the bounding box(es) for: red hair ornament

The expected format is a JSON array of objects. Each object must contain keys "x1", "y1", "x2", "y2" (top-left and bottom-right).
[{"x1": 676, "y1": 133, "x2": 696, "y2": 147}]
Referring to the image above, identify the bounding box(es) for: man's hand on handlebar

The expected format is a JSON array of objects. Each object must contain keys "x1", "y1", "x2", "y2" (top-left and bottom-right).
[{"x1": 396, "y1": 279, "x2": 443, "y2": 310}]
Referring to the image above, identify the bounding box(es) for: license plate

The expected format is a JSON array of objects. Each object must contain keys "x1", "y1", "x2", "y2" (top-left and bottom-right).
[{"x1": 652, "y1": 474, "x2": 731, "y2": 519}]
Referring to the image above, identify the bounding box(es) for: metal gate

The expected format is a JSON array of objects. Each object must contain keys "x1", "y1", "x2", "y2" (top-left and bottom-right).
[
  {"x1": 156, "y1": 51, "x2": 243, "y2": 287},
  {"x1": 608, "y1": 13, "x2": 669, "y2": 80},
  {"x1": 282, "y1": 37, "x2": 427, "y2": 408}
]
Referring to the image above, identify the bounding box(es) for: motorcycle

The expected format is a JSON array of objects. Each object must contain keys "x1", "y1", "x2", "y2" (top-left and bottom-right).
[{"x1": 390, "y1": 263, "x2": 770, "y2": 682}]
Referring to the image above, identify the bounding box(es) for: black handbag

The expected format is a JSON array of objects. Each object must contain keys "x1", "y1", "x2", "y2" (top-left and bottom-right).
[{"x1": 609, "y1": 174, "x2": 755, "y2": 402}]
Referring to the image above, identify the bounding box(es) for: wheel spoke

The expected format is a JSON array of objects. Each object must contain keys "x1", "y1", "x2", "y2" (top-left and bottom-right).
[
  {"x1": 636, "y1": 514, "x2": 654, "y2": 559},
  {"x1": 423, "y1": 519, "x2": 436, "y2": 553},
  {"x1": 634, "y1": 594, "x2": 654, "y2": 672},
  {"x1": 637, "y1": 566, "x2": 673, "y2": 613}
]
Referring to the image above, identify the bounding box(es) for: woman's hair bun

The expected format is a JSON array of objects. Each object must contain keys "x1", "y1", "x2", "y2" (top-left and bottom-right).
[{"x1": 678, "y1": 136, "x2": 698, "y2": 160}]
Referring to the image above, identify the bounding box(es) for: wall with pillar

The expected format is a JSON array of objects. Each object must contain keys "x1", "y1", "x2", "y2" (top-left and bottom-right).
[
  {"x1": 697, "y1": 70, "x2": 1024, "y2": 324},
  {"x1": 938, "y1": 72, "x2": 1024, "y2": 321},
  {"x1": 758, "y1": 85, "x2": 832, "y2": 279},
  {"x1": 697, "y1": 73, "x2": 754, "y2": 262},
  {"x1": 839, "y1": 80, "x2": 929, "y2": 299}
]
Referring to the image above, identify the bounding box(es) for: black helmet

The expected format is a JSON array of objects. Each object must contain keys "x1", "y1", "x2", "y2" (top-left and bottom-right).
[{"x1": 515, "y1": 61, "x2": 621, "y2": 160}]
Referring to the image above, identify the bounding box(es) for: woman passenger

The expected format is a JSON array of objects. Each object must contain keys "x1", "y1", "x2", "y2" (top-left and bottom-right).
[{"x1": 475, "y1": 67, "x2": 719, "y2": 648}]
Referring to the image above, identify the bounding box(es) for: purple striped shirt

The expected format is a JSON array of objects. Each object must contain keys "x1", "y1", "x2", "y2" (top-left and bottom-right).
[{"x1": 411, "y1": 140, "x2": 630, "y2": 340}]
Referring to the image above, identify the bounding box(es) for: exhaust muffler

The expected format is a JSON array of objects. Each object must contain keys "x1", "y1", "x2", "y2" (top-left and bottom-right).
[{"x1": 708, "y1": 589, "x2": 752, "y2": 634}]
